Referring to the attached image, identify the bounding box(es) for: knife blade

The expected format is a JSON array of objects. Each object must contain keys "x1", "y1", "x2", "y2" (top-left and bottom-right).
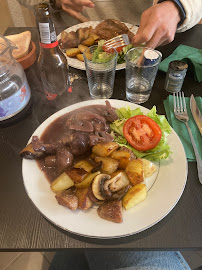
[{"x1": 190, "y1": 94, "x2": 202, "y2": 135}]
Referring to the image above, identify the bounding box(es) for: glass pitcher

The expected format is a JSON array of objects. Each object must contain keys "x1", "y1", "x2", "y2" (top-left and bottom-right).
[{"x1": 0, "y1": 35, "x2": 31, "y2": 121}]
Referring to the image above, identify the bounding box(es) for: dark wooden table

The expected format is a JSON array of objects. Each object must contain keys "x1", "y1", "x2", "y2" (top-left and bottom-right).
[{"x1": 0, "y1": 25, "x2": 201, "y2": 251}]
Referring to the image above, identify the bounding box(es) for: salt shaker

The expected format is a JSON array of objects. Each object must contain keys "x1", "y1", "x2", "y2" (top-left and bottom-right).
[{"x1": 164, "y1": 60, "x2": 188, "y2": 93}]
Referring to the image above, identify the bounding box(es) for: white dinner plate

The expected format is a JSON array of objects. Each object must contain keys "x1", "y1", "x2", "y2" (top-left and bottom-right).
[
  {"x1": 57, "y1": 21, "x2": 138, "y2": 71},
  {"x1": 22, "y1": 99, "x2": 187, "y2": 239}
]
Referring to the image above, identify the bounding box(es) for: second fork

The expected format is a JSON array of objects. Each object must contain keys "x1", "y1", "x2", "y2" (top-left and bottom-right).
[{"x1": 173, "y1": 92, "x2": 202, "y2": 184}]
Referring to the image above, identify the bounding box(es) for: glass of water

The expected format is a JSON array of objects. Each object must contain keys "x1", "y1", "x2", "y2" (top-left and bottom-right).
[
  {"x1": 125, "y1": 47, "x2": 162, "y2": 104},
  {"x1": 83, "y1": 45, "x2": 118, "y2": 99}
]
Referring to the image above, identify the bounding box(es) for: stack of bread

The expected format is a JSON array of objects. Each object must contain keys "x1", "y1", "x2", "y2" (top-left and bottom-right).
[{"x1": 5, "y1": 31, "x2": 32, "y2": 60}]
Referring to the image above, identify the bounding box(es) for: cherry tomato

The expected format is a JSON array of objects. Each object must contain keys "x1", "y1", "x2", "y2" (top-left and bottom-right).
[{"x1": 123, "y1": 115, "x2": 162, "y2": 151}]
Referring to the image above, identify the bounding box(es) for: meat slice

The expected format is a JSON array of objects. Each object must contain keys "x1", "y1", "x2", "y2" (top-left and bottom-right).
[
  {"x1": 97, "y1": 200, "x2": 123, "y2": 223},
  {"x1": 56, "y1": 148, "x2": 74, "y2": 174},
  {"x1": 55, "y1": 189, "x2": 78, "y2": 210},
  {"x1": 94, "y1": 19, "x2": 134, "y2": 41}
]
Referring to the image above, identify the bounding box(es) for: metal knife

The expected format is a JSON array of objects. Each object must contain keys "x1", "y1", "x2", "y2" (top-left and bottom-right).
[{"x1": 190, "y1": 94, "x2": 202, "y2": 135}]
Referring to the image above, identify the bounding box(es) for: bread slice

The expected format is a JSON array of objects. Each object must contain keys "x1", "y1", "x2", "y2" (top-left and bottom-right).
[{"x1": 5, "y1": 31, "x2": 31, "y2": 60}]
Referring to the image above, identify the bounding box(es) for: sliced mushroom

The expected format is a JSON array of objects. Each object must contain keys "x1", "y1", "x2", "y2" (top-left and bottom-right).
[
  {"x1": 92, "y1": 174, "x2": 111, "y2": 201},
  {"x1": 101, "y1": 172, "x2": 130, "y2": 198}
]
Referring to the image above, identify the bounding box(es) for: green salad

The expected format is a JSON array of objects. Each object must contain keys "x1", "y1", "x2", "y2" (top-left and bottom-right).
[
  {"x1": 110, "y1": 106, "x2": 172, "y2": 161},
  {"x1": 92, "y1": 40, "x2": 134, "y2": 64}
]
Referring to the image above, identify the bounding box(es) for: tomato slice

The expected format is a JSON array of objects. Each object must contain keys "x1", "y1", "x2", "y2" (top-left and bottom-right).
[{"x1": 123, "y1": 115, "x2": 162, "y2": 151}]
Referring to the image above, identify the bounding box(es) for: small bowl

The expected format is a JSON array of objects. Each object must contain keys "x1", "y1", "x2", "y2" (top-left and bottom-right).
[{"x1": 18, "y1": 40, "x2": 37, "y2": 70}]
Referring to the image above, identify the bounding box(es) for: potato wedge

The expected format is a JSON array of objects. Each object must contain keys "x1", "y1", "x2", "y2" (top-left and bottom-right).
[
  {"x1": 83, "y1": 27, "x2": 91, "y2": 40},
  {"x1": 76, "y1": 54, "x2": 84, "y2": 62},
  {"x1": 51, "y1": 172, "x2": 74, "y2": 193},
  {"x1": 76, "y1": 187, "x2": 92, "y2": 210},
  {"x1": 92, "y1": 142, "x2": 119, "y2": 157},
  {"x1": 66, "y1": 48, "x2": 80, "y2": 58},
  {"x1": 81, "y1": 36, "x2": 95, "y2": 46},
  {"x1": 142, "y1": 158, "x2": 156, "y2": 178},
  {"x1": 95, "y1": 157, "x2": 119, "y2": 174},
  {"x1": 125, "y1": 159, "x2": 144, "y2": 186},
  {"x1": 66, "y1": 168, "x2": 89, "y2": 183},
  {"x1": 74, "y1": 160, "x2": 93, "y2": 172},
  {"x1": 76, "y1": 28, "x2": 85, "y2": 42},
  {"x1": 110, "y1": 150, "x2": 131, "y2": 169},
  {"x1": 90, "y1": 33, "x2": 100, "y2": 41},
  {"x1": 122, "y1": 183, "x2": 147, "y2": 210},
  {"x1": 75, "y1": 171, "x2": 100, "y2": 188},
  {"x1": 78, "y1": 44, "x2": 88, "y2": 53}
]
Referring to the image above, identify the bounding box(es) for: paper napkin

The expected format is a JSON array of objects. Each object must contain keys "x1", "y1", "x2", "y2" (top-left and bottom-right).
[{"x1": 163, "y1": 95, "x2": 202, "y2": 161}]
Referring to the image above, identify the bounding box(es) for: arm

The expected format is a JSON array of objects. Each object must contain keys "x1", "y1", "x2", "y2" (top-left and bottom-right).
[
  {"x1": 132, "y1": 0, "x2": 202, "y2": 48},
  {"x1": 16, "y1": 0, "x2": 95, "y2": 22},
  {"x1": 172, "y1": 0, "x2": 202, "y2": 32}
]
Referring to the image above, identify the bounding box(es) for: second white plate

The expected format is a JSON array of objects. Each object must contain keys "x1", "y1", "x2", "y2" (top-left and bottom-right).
[{"x1": 57, "y1": 21, "x2": 138, "y2": 71}]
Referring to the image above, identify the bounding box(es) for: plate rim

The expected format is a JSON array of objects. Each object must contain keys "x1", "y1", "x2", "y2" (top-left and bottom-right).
[
  {"x1": 57, "y1": 21, "x2": 138, "y2": 71},
  {"x1": 22, "y1": 99, "x2": 188, "y2": 239}
]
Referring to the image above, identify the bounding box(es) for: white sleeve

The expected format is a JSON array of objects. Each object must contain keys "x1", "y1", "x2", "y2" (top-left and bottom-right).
[{"x1": 154, "y1": 0, "x2": 202, "y2": 32}]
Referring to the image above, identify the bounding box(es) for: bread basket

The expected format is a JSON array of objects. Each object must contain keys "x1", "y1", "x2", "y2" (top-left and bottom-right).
[{"x1": 18, "y1": 40, "x2": 37, "y2": 70}]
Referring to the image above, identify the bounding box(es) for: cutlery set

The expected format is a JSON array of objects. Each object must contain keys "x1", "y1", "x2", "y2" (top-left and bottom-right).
[{"x1": 173, "y1": 92, "x2": 202, "y2": 184}]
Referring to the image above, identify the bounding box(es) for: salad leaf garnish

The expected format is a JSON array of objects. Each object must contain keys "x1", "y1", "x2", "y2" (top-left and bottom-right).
[{"x1": 110, "y1": 106, "x2": 172, "y2": 161}]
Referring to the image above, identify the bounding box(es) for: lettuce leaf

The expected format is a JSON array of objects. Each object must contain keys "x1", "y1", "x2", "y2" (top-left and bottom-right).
[{"x1": 110, "y1": 106, "x2": 172, "y2": 161}]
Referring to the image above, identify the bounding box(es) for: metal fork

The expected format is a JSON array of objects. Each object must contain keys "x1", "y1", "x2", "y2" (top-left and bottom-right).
[
  {"x1": 173, "y1": 92, "x2": 202, "y2": 184},
  {"x1": 103, "y1": 34, "x2": 130, "y2": 52}
]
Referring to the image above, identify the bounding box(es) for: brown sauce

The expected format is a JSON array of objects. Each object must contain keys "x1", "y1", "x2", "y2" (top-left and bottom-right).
[{"x1": 37, "y1": 105, "x2": 112, "y2": 183}]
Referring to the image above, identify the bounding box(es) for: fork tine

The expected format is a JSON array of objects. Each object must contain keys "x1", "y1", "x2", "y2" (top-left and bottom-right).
[
  {"x1": 176, "y1": 92, "x2": 180, "y2": 113},
  {"x1": 173, "y1": 93, "x2": 177, "y2": 112},
  {"x1": 182, "y1": 91, "x2": 187, "y2": 112},
  {"x1": 179, "y1": 92, "x2": 183, "y2": 112}
]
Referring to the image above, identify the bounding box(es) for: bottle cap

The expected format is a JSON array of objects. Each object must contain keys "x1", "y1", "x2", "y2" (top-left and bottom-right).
[
  {"x1": 143, "y1": 49, "x2": 162, "y2": 66},
  {"x1": 169, "y1": 60, "x2": 188, "y2": 71}
]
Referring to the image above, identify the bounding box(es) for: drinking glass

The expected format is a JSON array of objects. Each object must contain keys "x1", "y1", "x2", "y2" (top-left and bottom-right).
[
  {"x1": 83, "y1": 45, "x2": 118, "y2": 99},
  {"x1": 125, "y1": 47, "x2": 161, "y2": 104}
]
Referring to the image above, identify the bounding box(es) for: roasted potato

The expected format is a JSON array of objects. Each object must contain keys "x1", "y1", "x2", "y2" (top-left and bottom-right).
[
  {"x1": 83, "y1": 27, "x2": 91, "y2": 40},
  {"x1": 90, "y1": 33, "x2": 99, "y2": 41},
  {"x1": 66, "y1": 48, "x2": 80, "y2": 58},
  {"x1": 76, "y1": 28, "x2": 85, "y2": 42},
  {"x1": 66, "y1": 168, "x2": 89, "y2": 183},
  {"x1": 125, "y1": 159, "x2": 144, "y2": 186},
  {"x1": 75, "y1": 171, "x2": 100, "y2": 188},
  {"x1": 74, "y1": 160, "x2": 93, "y2": 172},
  {"x1": 95, "y1": 157, "x2": 119, "y2": 174},
  {"x1": 78, "y1": 44, "x2": 88, "y2": 53},
  {"x1": 92, "y1": 142, "x2": 119, "y2": 157},
  {"x1": 81, "y1": 36, "x2": 95, "y2": 46},
  {"x1": 61, "y1": 31, "x2": 80, "y2": 48},
  {"x1": 51, "y1": 172, "x2": 74, "y2": 193},
  {"x1": 76, "y1": 187, "x2": 92, "y2": 210},
  {"x1": 142, "y1": 158, "x2": 156, "y2": 178},
  {"x1": 76, "y1": 54, "x2": 84, "y2": 62},
  {"x1": 122, "y1": 183, "x2": 147, "y2": 210},
  {"x1": 55, "y1": 189, "x2": 78, "y2": 210},
  {"x1": 110, "y1": 150, "x2": 131, "y2": 169}
]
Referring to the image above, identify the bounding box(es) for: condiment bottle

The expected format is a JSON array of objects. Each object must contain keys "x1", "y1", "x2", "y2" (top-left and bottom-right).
[
  {"x1": 34, "y1": 3, "x2": 70, "y2": 100},
  {"x1": 164, "y1": 60, "x2": 188, "y2": 93}
]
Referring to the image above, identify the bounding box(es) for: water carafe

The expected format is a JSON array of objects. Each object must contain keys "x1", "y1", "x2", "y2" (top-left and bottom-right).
[{"x1": 0, "y1": 36, "x2": 31, "y2": 121}]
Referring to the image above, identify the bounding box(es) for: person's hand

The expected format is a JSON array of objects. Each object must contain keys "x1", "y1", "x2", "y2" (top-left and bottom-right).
[
  {"x1": 132, "y1": 1, "x2": 181, "y2": 48},
  {"x1": 55, "y1": 0, "x2": 95, "y2": 22}
]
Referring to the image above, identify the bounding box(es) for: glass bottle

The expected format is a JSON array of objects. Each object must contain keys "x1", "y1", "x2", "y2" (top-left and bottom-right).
[{"x1": 34, "y1": 3, "x2": 70, "y2": 101}]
